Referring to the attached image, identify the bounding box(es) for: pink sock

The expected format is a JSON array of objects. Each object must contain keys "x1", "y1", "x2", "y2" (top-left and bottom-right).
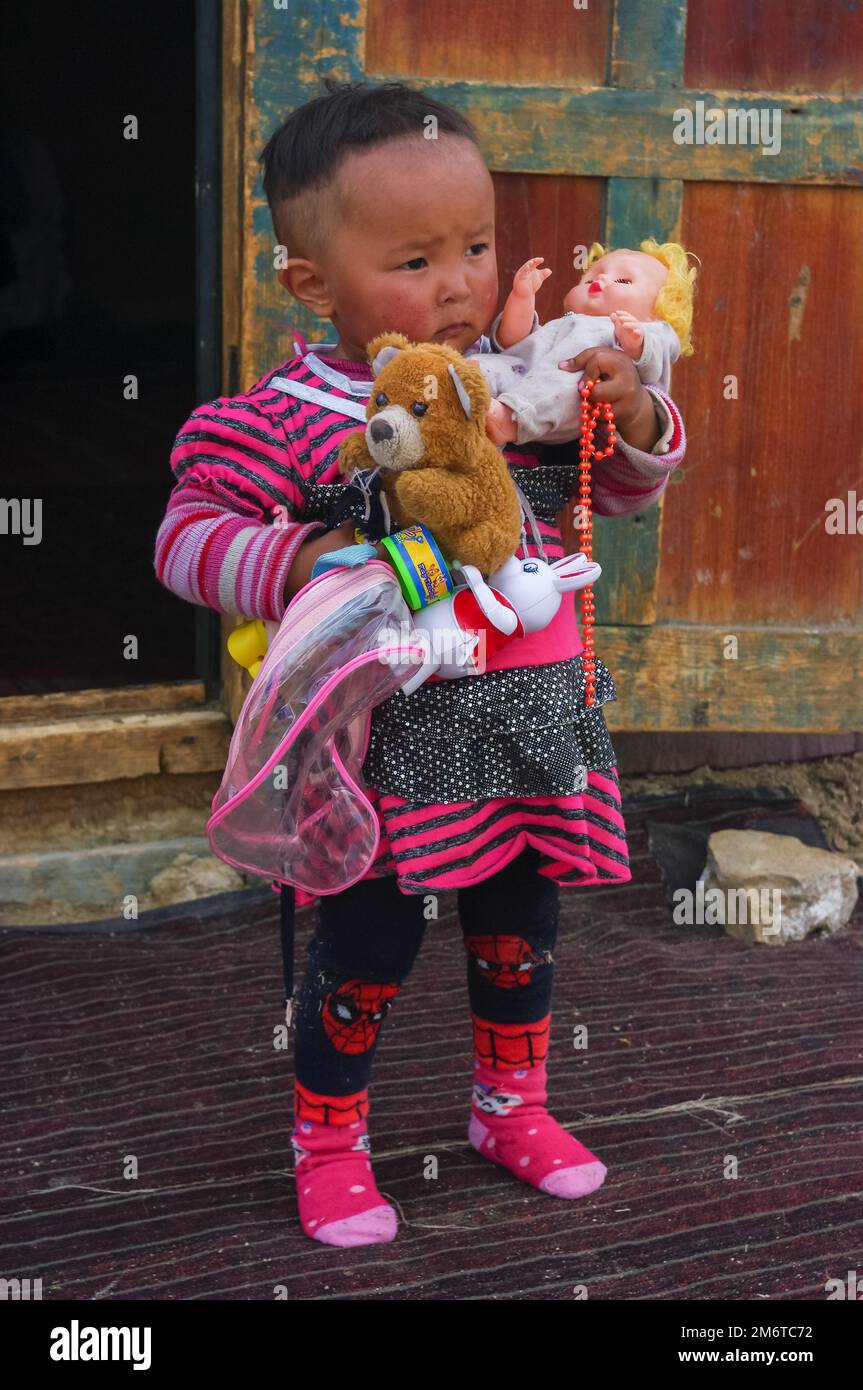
[
  {"x1": 291, "y1": 1116, "x2": 397, "y2": 1247},
  {"x1": 469, "y1": 1057, "x2": 607, "y2": 1198}
]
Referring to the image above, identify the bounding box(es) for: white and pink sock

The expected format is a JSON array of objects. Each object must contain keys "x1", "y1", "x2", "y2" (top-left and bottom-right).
[
  {"x1": 469, "y1": 1057, "x2": 607, "y2": 1198},
  {"x1": 291, "y1": 1116, "x2": 397, "y2": 1246}
]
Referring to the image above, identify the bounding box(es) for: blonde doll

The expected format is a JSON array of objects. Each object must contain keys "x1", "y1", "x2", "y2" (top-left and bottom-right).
[{"x1": 482, "y1": 239, "x2": 697, "y2": 447}]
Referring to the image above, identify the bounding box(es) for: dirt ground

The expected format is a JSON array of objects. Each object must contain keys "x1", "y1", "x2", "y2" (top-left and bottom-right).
[{"x1": 622, "y1": 750, "x2": 863, "y2": 862}]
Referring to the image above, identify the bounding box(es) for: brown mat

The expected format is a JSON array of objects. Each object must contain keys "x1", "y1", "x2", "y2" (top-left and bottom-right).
[{"x1": 2, "y1": 790, "x2": 861, "y2": 1301}]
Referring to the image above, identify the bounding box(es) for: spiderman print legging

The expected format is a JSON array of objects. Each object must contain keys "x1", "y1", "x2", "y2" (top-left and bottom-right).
[{"x1": 292, "y1": 847, "x2": 559, "y2": 1122}]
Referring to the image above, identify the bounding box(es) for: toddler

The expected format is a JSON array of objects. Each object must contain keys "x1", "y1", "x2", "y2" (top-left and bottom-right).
[{"x1": 154, "y1": 80, "x2": 687, "y2": 1248}]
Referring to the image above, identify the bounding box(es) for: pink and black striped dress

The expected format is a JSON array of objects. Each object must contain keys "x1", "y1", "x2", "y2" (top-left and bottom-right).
[{"x1": 155, "y1": 334, "x2": 686, "y2": 906}]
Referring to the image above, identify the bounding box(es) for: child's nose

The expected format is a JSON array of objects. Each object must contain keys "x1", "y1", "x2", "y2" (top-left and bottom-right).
[{"x1": 439, "y1": 264, "x2": 471, "y2": 299}]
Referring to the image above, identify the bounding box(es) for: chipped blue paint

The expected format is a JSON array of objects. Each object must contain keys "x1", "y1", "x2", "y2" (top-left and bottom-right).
[
  {"x1": 592, "y1": 177, "x2": 684, "y2": 627},
  {"x1": 611, "y1": 0, "x2": 688, "y2": 89},
  {"x1": 591, "y1": 4, "x2": 687, "y2": 625}
]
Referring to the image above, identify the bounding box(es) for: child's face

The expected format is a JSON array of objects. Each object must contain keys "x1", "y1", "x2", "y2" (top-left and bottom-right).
[
  {"x1": 310, "y1": 135, "x2": 499, "y2": 360},
  {"x1": 564, "y1": 249, "x2": 667, "y2": 321}
]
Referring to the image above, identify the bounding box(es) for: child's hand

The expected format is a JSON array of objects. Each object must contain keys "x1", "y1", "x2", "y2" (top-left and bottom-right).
[
  {"x1": 485, "y1": 398, "x2": 518, "y2": 446},
  {"x1": 610, "y1": 310, "x2": 644, "y2": 359},
  {"x1": 558, "y1": 347, "x2": 660, "y2": 452},
  {"x1": 512, "y1": 256, "x2": 552, "y2": 299}
]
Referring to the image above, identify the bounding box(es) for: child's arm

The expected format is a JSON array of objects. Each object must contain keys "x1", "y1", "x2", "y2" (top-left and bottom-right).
[
  {"x1": 538, "y1": 388, "x2": 685, "y2": 517},
  {"x1": 496, "y1": 257, "x2": 552, "y2": 349},
  {"x1": 154, "y1": 397, "x2": 360, "y2": 621},
  {"x1": 590, "y1": 385, "x2": 685, "y2": 516}
]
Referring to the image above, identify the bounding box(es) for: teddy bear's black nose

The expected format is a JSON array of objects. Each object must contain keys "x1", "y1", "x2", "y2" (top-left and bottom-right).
[{"x1": 369, "y1": 418, "x2": 393, "y2": 444}]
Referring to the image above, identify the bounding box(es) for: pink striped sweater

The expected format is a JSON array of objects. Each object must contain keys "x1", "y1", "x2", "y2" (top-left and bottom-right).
[{"x1": 154, "y1": 339, "x2": 686, "y2": 628}]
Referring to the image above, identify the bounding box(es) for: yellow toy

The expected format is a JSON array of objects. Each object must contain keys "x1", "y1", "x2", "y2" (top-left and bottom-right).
[{"x1": 227, "y1": 618, "x2": 268, "y2": 679}]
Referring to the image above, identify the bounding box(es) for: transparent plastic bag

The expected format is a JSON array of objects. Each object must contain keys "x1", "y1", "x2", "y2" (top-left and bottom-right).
[{"x1": 208, "y1": 562, "x2": 423, "y2": 894}]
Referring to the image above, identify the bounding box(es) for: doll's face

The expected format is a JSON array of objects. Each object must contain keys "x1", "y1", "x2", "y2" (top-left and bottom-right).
[{"x1": 564, "y1": 249, "x2": 667, "y2": 321}]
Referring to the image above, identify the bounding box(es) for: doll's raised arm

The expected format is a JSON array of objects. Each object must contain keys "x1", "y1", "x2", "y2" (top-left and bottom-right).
[
  {"x1": 633, "y1": 320, "x2": 680, "y2": 387},
  {"x1": 497, "y1": 257, "x2": 552, "y2": 349}
]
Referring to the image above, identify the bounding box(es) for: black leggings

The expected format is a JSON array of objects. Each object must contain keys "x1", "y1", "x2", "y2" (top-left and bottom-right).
[{"x1": 292, "y1": 847, "x2": 559, "y2": 1101}]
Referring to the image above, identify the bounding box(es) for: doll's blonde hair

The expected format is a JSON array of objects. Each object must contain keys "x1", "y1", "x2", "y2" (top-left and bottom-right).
[{"x1": 586, "y1": 239, "x2": 699, "y2": 356}]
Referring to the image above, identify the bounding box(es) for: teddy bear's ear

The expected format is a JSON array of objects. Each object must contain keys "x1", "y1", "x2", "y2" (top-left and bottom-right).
[
  {"x1": 366, "y1": 331, "x2": 412, "y2": 375},
  {"x1": 447, "y1": 362, "x2": 474, "y2": 419},
  {"x1": 372, "y1": 345, "x2": 401, "y2": 375}
]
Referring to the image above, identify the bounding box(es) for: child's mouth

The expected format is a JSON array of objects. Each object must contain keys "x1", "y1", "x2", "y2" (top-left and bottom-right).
[{"x1": 436, "y1": 322, "x2": 469, "y2": 338}]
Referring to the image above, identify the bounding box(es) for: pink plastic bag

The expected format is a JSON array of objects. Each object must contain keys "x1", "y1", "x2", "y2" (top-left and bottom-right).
[{"x1": 207, "y1": 561, "x2": 423, "y2": 895}]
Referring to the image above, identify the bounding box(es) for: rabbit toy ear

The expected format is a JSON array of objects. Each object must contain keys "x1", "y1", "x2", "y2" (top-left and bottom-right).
[
  {"x1": 552, "y1": 552, "x2": 589, "y2": 573},
  {"x1": 551, "y1": 553, "x2": 602, "y2": 591}
]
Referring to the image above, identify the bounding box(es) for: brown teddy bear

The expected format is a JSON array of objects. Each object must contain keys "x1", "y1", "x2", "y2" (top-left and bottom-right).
[{"x1": 338, "y1": 332, "x2": 523, "y2": 575}]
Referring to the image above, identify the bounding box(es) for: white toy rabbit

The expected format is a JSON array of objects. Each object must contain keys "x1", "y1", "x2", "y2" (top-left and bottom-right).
[{"x1": 382, "y1": 549, "x2": 601, "y2": 697}]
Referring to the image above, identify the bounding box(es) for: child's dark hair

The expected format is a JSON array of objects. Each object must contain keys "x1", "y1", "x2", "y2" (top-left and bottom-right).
[{"x1": 259, "y1": 78, "x2": 480, "y2": 255}]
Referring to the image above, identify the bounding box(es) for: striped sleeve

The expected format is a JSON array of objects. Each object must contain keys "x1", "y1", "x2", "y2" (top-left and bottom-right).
[
  {"x1": 153, "y1": 397, "x2": 326, "y2": 621},
  {"x1": 590, "y1": 387, "x2": 686, "y2": 517}
]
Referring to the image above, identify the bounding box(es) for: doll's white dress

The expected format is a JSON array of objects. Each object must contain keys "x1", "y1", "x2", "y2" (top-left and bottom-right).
[{"x1": 476, "y1": 310, "x2": 680, "y2": 447}]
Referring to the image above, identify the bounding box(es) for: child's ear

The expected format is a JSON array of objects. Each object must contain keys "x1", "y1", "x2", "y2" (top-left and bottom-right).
[
  {"x1": 367, "y1": 331, "x2": 412, "y2": 374},
  {"x1": 277, "y1": 260, "x2": 335, "y2": 319}
]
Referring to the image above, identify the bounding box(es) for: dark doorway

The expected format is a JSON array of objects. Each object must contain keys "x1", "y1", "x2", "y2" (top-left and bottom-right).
[{"x1": 0, "y1": 1, "x2": 209, "y2": 696}]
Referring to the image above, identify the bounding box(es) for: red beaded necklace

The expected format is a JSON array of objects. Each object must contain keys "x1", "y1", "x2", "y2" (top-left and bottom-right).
[{"x1": 577, "y1": 378, "x2": 616, "y2": 708}]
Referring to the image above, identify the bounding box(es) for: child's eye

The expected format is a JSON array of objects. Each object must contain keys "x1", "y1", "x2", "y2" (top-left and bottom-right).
[
  {"x1": 467, "y1": 242, "x2": 489, "y2": 256},
  {"x1": 614, "y1": 278, "x2": 632, "y2": 284},
  {"x1": 399, "y1": 257, "x2": 427, "y2": 271}
]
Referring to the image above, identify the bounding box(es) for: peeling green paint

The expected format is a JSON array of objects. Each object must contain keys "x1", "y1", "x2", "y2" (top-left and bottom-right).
[
  {"x1": 611, "y1": 0, "x2": 688, "y2": 90},
  {"x1": 403, "y1": 84, "x2": 863, "y2": 186},
  {"x1": 594, "y1": 176, "x2": 684, "y2": 628}
]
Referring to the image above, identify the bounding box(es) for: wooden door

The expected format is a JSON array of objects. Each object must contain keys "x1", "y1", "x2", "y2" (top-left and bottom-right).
[{"x1": 224, "y1": 0, "x2": 862, "y2": 733}]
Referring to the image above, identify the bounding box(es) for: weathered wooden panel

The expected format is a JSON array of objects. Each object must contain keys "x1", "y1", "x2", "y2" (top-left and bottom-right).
[
  {"x1": 492, "y1": 171, "x2": 604, "y2": 332},
  {"x1": 0, "y1": 683, "x2": 206, "y2": 725},
  {"x1": 411, "y1": 84, "x2": 863, "y2": 185},
  {"x1": 660, "y1": 180, "x2": 863, "y2": 627},
  {"x1": 583, "y1": 177, "x2": 685, "y2": 626},
  {"x1": 597, "y1": 626, "x2": 863, "y2": 732},
  {"x1": 366, "y1": 0, "x2": 611, "y2": 87},
  {"x1": 685, "y1": 0, "x2": 863, "y2": 96},
  {"x1": 239, "y1": 0, "x2": 365, "y2": 382},
  {"x1": 238, "y1": 3, "x2": 861, "y2": 384},
  {"x1": 233, "y1": 0, "x2": 862, "y2": 735},
  {"x1": 0, "y1": 708, "x2": 231, "y2": 791},
  {"x1": 611, "y1": 0, "x2": 687, "y2": 89}
]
